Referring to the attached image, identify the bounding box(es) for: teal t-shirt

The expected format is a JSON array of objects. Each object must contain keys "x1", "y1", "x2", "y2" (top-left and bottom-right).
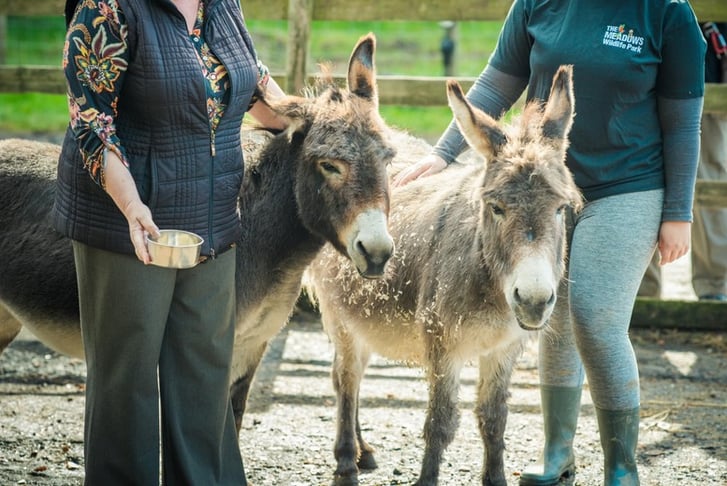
[{"x1": 489, "y1": 0, "x2": 706, "y2": 202}]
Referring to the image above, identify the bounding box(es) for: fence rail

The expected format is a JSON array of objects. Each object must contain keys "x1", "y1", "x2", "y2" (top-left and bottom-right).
[
  {"x1": 4, "y1": 0, "x2": 515, "y2": 19},
  {"x1": 2, "y1": 0, "x2": 726, "y2": 328},
  {"x1": 2, "y1": 0, "x2": 727, "y2": 21}
]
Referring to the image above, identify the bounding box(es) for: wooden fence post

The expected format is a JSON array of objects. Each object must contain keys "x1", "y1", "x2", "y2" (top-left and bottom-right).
[
  {"x1": 286, "y1": 0, "x2": 312, "y2": 95},
  {"x1": 0, "y1": 16, "x2": 7, "y2": 64}
]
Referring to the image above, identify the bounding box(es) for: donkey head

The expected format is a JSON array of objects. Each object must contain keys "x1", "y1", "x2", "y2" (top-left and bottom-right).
[
  {"x1": 447, "y1": 65, "x2": 582, "y2": 330},
  {"x1": 260, "y1": 33, "x2": 395, "y2": 278}
]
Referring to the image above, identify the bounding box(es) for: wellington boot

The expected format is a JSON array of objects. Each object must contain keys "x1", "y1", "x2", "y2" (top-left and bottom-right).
[
  {"x1": 519, "y1": 386, "x2": 582, "y2": 486},
  {"x1": 596, "y1": 406, "x2": 640, "y2": 486}
]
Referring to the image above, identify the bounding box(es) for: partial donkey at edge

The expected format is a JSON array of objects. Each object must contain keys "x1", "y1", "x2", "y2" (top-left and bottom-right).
[{"x1": 305, "y1": 65, "x2": 582, "y2": 486}]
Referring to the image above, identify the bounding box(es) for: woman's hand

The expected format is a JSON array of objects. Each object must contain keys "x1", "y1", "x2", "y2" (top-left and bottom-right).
[
  {"x1": 103, "y1": 148, "x2": 160, "y2": 264},
  {"x1": 122, "y1": 200, "x2": 160, "y2": 265},
  {"x1": 657, "y1": 221, "x2": 691, "y2": 265},
  {"x1": 392, "y1": 153, "x2": 448, "y2": 187},
  {"x1": 248, "y1": 77, "x2": 288, "y2": 131}
]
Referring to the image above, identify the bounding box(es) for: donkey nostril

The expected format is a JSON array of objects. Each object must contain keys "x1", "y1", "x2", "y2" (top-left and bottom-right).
[
  {"x1": 356, "y1": 240, "x2": 368, "y2": 258},
  {"x1": 547, "y1": 291, "x2": 555, "y2": 306},
  {"x1": 355, "y1": 233, "x2": 394, "y2": 269},
  {"x1": 513, "y1": 288, "x2": 522, "y2": 304}
]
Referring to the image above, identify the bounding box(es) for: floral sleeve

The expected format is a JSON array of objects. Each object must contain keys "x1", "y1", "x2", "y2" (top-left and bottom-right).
[{"x1": 63, "y1": 0, "x2": 129, "y2": 189}]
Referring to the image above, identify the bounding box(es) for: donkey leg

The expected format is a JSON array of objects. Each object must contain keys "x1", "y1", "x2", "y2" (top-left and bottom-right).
[
  {"x1": 415, "y1": 347, "x2": 461, "y2": 486},
  {"x1": 354, "y1": 396, "x2": 377, "y2": 470},
  {"x1": 329, "y1": 325, "x2": 372, "y2": 485},
  {"x1": 229, "y1": 342, "x2": 268, "y2": 434},
  {"x1": 475, "y1": 342, "x2": 522, "y2": 486},
  {"x1": 0, "y1": 305, "x2": 22, "y2": 356}
]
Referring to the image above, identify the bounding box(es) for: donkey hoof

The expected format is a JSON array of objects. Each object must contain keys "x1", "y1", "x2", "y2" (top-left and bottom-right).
[
  {"x1": 332, "y1": 473, "x2": 359, "y2": 486},
  {"x1": 357, "y1": 450, "x2": 377, "y2": 470}
]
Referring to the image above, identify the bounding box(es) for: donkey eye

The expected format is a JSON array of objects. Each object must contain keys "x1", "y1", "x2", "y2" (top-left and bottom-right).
[
  {"x1": 320, "y1": 161, "x2": 341, "y2": 175},
  {"x1": 488, "y1": 202, "x2": 505, "y2": 217}
]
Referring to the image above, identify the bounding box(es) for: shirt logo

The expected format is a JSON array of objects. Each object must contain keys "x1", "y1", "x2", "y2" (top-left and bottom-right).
[{"x1": 603, "y1": 24, "x2": 645, "y2": 53}]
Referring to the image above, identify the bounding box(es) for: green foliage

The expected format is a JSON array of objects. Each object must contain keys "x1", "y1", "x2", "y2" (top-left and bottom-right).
[
  {"x1": 5, "y1": 16, "x2": 66, "y2": 65},
  {"x1": 0, "y1": 18, "x2": 501, "y2": 140}
]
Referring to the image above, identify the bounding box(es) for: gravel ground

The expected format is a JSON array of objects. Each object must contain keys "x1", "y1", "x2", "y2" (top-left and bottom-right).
[
  {"x1": 0, "y1": 182, "x2": 725, "y2": 486},
  {"x1": 1, "y1": 257, "x2": 726, "y2": 485}
]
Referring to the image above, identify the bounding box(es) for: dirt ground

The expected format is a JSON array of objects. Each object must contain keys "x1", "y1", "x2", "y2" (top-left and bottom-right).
[{"x1": 1, "y1": 253, "x2": 726, "y2": 485}]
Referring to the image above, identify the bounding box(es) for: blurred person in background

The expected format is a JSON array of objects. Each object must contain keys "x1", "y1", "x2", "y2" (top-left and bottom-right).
[{"x1": 639, "y1": 21, "x2": 727, "y2": 302}]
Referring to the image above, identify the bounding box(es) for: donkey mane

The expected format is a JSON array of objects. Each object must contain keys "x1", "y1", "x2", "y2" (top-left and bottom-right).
[
  {"x1": 489, "y1": 102, "x2": 582, "y2": 210},
  {"x1": 300, "y1": 63, "x2": 337, "y2": 98}
]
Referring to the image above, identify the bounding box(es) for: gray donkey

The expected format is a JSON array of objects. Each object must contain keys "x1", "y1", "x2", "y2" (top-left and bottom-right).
[{"x1": 305, "y1": 65, "x2": 582, "y2": 486}]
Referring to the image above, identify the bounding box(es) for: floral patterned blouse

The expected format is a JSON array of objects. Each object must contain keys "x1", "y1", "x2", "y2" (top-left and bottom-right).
[{"x1": 63, "y1": 0, "x2": 269, "y2": 188}]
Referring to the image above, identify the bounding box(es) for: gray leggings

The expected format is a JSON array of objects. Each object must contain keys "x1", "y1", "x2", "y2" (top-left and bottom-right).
[{"x1": 539, "y1": 189, "x2": 663, "y2": 410}]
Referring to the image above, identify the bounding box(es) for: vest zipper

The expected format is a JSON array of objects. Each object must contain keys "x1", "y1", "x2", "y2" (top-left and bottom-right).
[
  {"x1": 208, "y1": 141, "x2": 216, "y2": 258},
  {"x1": 207, "y1": 68, "x2": 216, "y2": 255}
]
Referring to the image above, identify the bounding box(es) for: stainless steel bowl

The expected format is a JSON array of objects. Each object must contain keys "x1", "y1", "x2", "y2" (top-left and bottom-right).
[{"x1": 147, "y1": 229, "x2": 204, "y2": 269}]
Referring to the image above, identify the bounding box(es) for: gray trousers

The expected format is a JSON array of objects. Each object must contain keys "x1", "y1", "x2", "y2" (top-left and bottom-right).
[
  {"x1": 73, "y1": 242, "x2": 245, "y2": 485},
  {"x1": 640, "y1": 113, "x2": 727, "y2": 297}
]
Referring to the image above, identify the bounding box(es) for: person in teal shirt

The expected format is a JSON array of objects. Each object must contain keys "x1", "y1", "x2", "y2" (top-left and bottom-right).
[{"x1": 394, "y1": 1, "x2": 706, "y2": 484}]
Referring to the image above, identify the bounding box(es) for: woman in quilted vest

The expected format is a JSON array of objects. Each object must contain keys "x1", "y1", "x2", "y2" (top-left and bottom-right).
[{"x1": 54, "y1": 1, "x2": 286, "y2": 483}]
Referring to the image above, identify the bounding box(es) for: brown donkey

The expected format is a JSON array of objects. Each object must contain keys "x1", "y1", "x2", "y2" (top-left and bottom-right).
[
  {"x1": 306, "y1": 65, "x2": 582, "y2": 486},
  {"x1": 0, "y1": 32, "x2": 394, "y2": 447}
]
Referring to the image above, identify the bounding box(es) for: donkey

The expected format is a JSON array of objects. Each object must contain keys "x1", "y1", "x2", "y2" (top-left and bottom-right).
[
  {"x1": 0, "y1": 33, "x2": 395, "y2": 432},
  {"x1": 228, "y1": 33, "x2": 395, "y2": 430},
  {"x1": 305, "y1": 65, "x2": 581, "y2": 486}
]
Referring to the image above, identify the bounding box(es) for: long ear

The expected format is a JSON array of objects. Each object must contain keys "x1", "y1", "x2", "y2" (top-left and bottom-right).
[
  {"x1": 347, "y1": 33, "x2": 377, "y2": 105},
  {"x1": 541, "y1": 65, "x2": 575, "y2": 146},
  {"x1": 446, "y1": 79, "x2": 506, "y2": 160}
]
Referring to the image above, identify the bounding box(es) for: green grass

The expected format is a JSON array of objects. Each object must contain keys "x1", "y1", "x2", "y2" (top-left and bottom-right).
[
  {"x1": 0, "y1": 18, "x2": 501, "y2": 140},
  {"x1": 380, "y1": 105, "x2": 454, "y2": 143},
  {"x1": 250, "y1": 20, "x2": 501, "y2": 77},
  {"x1": 0, "y1": 92, "x2": 69, "y2": 133}
]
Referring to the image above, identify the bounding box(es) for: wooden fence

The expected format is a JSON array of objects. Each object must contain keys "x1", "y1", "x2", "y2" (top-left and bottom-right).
[
  {"x1": 1, "y1": 0, "x2": 726, "y2": 108},
  {"x1": 1, "y1": 0, "x2": 726, "y2": 329}
]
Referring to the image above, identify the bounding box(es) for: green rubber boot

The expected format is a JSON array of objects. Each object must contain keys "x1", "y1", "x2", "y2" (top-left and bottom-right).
[
  {"x1": 596, "y1": 406, "x2": 640, "y2": 486},
  {"x1": 519, "y1": 385, "x2": 582, "y2": 486}
]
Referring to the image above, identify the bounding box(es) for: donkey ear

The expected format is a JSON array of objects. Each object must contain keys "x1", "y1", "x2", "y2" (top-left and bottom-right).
[
  {"x1": 347, "y1": 33, "x2": 378, "y2": 104},
  {"x1": 541, "y1": 65, "x2": 575, "y2": 147},
  {"x1": 446, "y1": 79, "x2": 506, "y2": 160}
]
